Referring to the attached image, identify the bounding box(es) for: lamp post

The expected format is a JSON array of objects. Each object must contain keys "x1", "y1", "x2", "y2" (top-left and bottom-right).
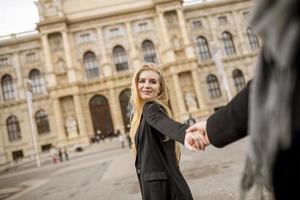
[
  {"x1": 25, "y1": 79, "x2": 40, "y2": 167},
  {"x1": 211, "y1": 42, "x2": 233, "y2": 100}
]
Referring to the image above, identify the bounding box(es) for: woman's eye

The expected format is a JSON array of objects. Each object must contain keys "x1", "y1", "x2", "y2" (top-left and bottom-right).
[
  {"x1": 138, "y1": 79, "x2": 145, "y2": 83},
  {"x1": 150, "y1": 80, "x2": 157, "y2": 84}
]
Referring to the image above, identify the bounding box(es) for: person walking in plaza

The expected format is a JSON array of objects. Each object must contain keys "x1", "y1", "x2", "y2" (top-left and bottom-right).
[
  {"x1": 129, "y1": 64, "x2": 201, "y2": 200},
  {"x1": 119, "y1": 132, "x2": 125, "y2": 148},
  {"x1": 58, "y1": 148, "x2": 63, "y2": 162},
  {"x1": 126, "y1": 132, "x2": 132, "y2": 149},
  {"x1": 63, "y1": 148, "x2": 69, "y2": 161},
  {"x1": 50, "y1": 146, "x2": 58, "y2": 164}
]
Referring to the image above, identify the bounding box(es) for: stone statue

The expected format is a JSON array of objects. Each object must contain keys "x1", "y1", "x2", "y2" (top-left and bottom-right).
[
  {"x1": 35, "y1": 0, "x2": 64, "y2": 21},
  {"x1": 57, "y1": 59, "x2": 66, "y2": 74},
  {"x1": 65, "y1": 116, "x2": 78, "y2": 138},
  {"x1": 184, "y1": 92, "x2": 198, "y2": 111},
  {"x1": 172, "y1": 36, "x2": 183, "y2": 50}
]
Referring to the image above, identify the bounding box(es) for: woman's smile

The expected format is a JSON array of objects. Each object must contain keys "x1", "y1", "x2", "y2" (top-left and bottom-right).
[{"x1": 138, "y1": 70, "x2": 160, "y2": 101}]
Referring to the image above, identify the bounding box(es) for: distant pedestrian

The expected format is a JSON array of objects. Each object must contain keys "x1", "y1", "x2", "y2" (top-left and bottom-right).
[
  {"x1": 116, "y1": 129, "x2": 121, "y2": 136},
  {"x1": 50, "y1": 147, "x2": 58, "y2": 164},
  {"x1": 95, "y1": 130, "x2": 101, "y2": 143},
  {"x1": 58, "y1": 148, "x2": 63, "y2": 162},
  {"x1": 119, "y1": 134, "x2": 125, "y2": 148},
  {"x1": 63, "y1": 148, "x2": 69, "y2": 161},
  {"x1": 126, "y1": 133, "x2": 132, "y2": 149},
  {"x1": 185, "y1": 115, "x2": 196, "y2": 126}
]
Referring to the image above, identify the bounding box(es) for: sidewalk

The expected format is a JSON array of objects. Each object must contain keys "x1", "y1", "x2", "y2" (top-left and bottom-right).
[
  {"x1": 0, "y1": 138, "x2": 133, "y2": 200},
  {"x1": 0, "y1": 137, "x2": 127, "y2": 175}
]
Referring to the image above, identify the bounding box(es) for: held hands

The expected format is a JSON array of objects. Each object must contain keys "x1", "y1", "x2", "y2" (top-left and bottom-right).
[{"x1": 184, "y1": 121, "x2": 210, "y2": 152}]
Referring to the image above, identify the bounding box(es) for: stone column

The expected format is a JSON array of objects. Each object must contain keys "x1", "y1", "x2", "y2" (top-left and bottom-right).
[
  {"x1": 0, "y1": 125, "x2": 6, "y2": 163},
  {"x1": 108, "y1": 88, "x2": 124, "y2": 132},
  {"x1": 53, "y1": 98, "x2": 66, "y2": 141},
  {"x1": 158, "y1": 12, "x2": 175, "y2": 63},
  {"x1": 208, "y1": 17, "x2": 224, "y2": 56},
  {"x1": 96, "y1": 28, "x2": 112, "y2": 76},
  {"x1": 41, "y1": 34, "x2": 56, "y2": 86},
  {"x1": 126, "y1": 22, "x2": 140, "y2": 71},
  {"x1": 172, "y1": 74, "x2": 187, "y2": 118},
  {"x1": 176, "y1": 9, "x2": 196, "y2": 59},
  {"x1": 230, "y1": 11, "x2": 245, "y2": 55},
  {"x1": 12, "y1": 52, "x2": 24, "y2": 100},
  {"x1": 73, "y1": 95, "x2": 86, "y2": 137},
  {"x1": 191, "y1": 70, "x2": 206, "y2": 109},
  {"x1": 62, "y1": 31, "x2": 78, "y2": 83}
]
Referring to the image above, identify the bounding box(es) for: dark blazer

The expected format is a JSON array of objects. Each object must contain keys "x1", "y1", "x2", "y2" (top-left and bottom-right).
[
  {"x1": 135, "y1": 102, "x2": 193, "y2": 200},
  {"x1": 206, "y1": 79, "x2": 300, "y2": 145},
  {"x1": 206, "y1": 83, "x2": 250, "y2": 147},
  {"x1": 206, "y1": 80, "x2": 300, "y2": 199}
]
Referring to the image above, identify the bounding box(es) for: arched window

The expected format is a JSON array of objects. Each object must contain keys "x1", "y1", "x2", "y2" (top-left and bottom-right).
[
  {"x1": 222, "y1": 32, "x2": 236, "y2": 56},
  {"x1": 36, "y1": 110, "x2": 50, "y2": 134},
  {"x1": 232, "y1": 69, "x2": 246, "y2": 92},
  {"x1": 1, "y1": 74, "x2": 16, "y2": 101},
  {"x1": 113, "y1": 46, "x2": 128, "y2": 71},
  {"x1": 247, "y1": 28, "x2": 260, "y2": 51},
  {"x1": 142, "y1": 40, "x2": 157, "y2": 64},
  {"x1": 83, "y1": 51, "x2": 99, "y2": 79},
  {"x1": 29, "y1": 69, "x2": 45, "y2": 95},
  {"x1": 196, "y1": 36, "x2": 211, "y2": 61},
  {"x1": 207, "y1": 74, "x2": 222, "y2": 98},
  {"x1": 6, "y1": 115, "x2": 22, "y2": 142}
]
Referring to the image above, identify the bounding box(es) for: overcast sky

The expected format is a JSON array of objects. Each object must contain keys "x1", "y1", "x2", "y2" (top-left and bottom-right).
[
  {"x1": 0, "y1": 0, "x2": 38, "y2": 36},
  {"x1": 0, "y1": 0, "x2": 204, "y2": 36}
]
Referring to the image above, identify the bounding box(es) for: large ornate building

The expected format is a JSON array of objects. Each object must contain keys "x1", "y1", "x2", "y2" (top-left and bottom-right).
[{"x1": 0, "y1": 0, "x2": 258, "y2": 164}]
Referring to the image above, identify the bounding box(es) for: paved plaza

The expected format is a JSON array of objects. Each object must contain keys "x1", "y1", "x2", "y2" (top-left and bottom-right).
[{"x1": 0, "y1": 138, "x2": 256, "y2": 200}]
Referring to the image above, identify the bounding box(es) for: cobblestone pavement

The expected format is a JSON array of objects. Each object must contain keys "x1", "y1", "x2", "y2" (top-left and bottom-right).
[{"x1": 0, "y1": 138, "x2": 256, "y2": 200}]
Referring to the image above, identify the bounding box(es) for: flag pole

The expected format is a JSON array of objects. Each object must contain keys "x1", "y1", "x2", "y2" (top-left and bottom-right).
[
  {"x1": 211, "y1": 42, "x2": 233, "y2": 101},
  {"x1": 25, "y1": 79, "x2": 41, "y2": 167}
]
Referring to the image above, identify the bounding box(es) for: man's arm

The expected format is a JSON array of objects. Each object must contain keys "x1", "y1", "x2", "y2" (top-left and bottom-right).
[{"x1": 206, "y1": 82, "x2": 250, "y2": 147}]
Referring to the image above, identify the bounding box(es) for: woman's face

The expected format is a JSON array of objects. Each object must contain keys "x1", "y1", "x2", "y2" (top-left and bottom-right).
[{"x1": 138, "y1": 70, "x2": 161, "y2": 101}]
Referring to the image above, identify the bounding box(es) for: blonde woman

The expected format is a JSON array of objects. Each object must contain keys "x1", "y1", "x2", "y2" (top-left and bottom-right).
[{"x1": 130, "y1": 64, "x2": 202, "y2": 200}]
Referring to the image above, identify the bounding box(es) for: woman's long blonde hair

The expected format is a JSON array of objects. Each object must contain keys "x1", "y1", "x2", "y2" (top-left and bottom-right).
[{"x1": 129, "y1": 64, "x2": 181, "y2": 163}]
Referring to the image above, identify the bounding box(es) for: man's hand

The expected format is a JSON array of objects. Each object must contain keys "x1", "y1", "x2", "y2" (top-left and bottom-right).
[
  {"x1": 184, "y1": 121, "x2": 210, "y2": 152},
  {"x1": 184, "y1": 130, "x2": 205, "y2": 152}
]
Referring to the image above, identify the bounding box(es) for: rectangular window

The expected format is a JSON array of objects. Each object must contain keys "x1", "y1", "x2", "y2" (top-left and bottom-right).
[
  {"x1": 50, "y1": 36, "x2": 61, "y2": 46},
  {"x1": 26, "y1": 52, "x2": 38, "y2": 62},
  {"x1": 166, "y1": 14, "x2": 178, "y2": 28},
  {"x1": 138, "y1": 22, "x2": 150, "y2": 33},
  {"x1": 192, "y1": 20, "x2": 203, "y2": 30},
  {"x1": 218, "y1": 16, "x2": 228, "y2": 25},
  {"x1": 110, "y1": 28, "x2": 121, "y2": 38},
  {"x1": 0, "y1": 57, "x2": 9, "y2": 67},
  {"x1": 79, "y1": 33, "x2": 91, "y2": 43},
  {"x1": 49, "y1": 34, "x2": 63, "y2": 50}
]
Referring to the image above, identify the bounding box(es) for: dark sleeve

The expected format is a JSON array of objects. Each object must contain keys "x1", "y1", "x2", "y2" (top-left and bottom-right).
[
  {"x1": 207, "y1": 82, "x2": 250, "y2": 147},
  {"x1": 143, "y1": 102, "x2": 188, "y2": 144}
]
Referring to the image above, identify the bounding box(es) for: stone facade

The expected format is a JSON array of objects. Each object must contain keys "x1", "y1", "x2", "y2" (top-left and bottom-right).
[{"x1": 0, "y1": 0, "x2": 258, "y2": 164}]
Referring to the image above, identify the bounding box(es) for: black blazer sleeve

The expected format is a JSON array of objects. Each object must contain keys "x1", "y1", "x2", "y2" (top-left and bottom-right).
[
  {"x1": 143, "y1": 102, "x2": 188, "y2": 144},
  {"x1": 207, "y1": 82, "x2": 250, "y2": 147}
]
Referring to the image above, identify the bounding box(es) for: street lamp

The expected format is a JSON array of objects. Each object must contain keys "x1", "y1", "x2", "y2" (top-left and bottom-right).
[
  {"x1": 24, "y1": 79, "x2": 41, "y2": 167},
  {"x1": 211, "y1": 41, "x2": 233, "y2": 100}
]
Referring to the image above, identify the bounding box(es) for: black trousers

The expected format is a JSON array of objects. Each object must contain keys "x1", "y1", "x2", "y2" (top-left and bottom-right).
[{"x1": 273, "y1": 131, "x2": 300, "y2": 199}]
